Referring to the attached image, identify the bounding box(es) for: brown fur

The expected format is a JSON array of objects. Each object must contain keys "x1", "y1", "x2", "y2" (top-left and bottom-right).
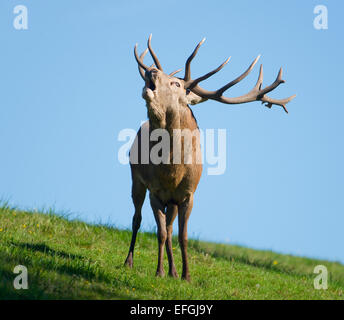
[{"x1": 124, "y1": 68, "x2": 204, "y2": 280}]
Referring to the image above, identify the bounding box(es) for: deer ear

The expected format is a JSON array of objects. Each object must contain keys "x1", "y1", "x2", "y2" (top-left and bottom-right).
[{"x1": 185, "y1": 89, "x2": 207, "y2": 105}]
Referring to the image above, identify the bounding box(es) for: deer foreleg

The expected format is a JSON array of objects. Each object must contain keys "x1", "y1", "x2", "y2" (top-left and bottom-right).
[
  {"x1": 150, "y1": 194, "x2": 167, "y2": 277},
  {"x1": 178, "y1": 194, "x2": 194, "y2": 281},
  {"x1": 165, "y1": 203, "x2": 178, "y2": 278}
]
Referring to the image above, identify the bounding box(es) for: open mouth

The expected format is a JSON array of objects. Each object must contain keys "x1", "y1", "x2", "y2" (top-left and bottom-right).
[{"x1": 146, "y1": 78, "x2": 156, "y2": 91}]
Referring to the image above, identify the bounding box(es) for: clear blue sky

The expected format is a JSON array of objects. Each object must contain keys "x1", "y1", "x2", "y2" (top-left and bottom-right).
[{"x1": 1, "y1": 1, "x2": 343, "y2": 263}]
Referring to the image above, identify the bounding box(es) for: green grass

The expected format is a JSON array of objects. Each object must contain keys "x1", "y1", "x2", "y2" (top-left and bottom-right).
[{"x1": 0, "y1": 203, "x2": 343, "y2": 300}]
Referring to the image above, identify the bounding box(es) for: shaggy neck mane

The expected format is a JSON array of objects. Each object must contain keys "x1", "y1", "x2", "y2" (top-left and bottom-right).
[{"x1": 147, "y1": 100, "x2": 185, "y2": 134}]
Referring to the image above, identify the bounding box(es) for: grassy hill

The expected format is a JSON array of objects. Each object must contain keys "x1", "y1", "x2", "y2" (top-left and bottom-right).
[{"x1": 0, "y1": 203, "x2": 343, "y2": 300}]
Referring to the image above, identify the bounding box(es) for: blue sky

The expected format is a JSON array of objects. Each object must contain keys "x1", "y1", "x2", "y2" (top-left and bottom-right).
[{"x1": 1, "y1": 1, "x2": 343, "y2": 263}]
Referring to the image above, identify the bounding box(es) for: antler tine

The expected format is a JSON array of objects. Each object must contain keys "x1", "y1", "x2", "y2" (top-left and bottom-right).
[
  {"x1": 184, "y1": 38, "x2": 206, "y2": 82},
  {"x1": 138, "y1": 49, "x2": 149, "y2": 80},
  {"x1": 254, "y1": 64, "x2": 264, "y2": 90},
  {"x1": 217, "y1": 55, "x2": 261, "y2": 95},
  {"x1": 169, "y1": 69, "x2": 182, "y2": 77},
  {"x1": 259, "y1": 67, "x2": 284, "y2": 96},
  {"x1": 186, "y1": 57, "x2": 231, "y2": 90},
  {"x1": 147, "y1": 34, "x2": 163, "y2": 71},
  {"x1": 134, "y1": 44, "x2": 149, "y2": 71}
]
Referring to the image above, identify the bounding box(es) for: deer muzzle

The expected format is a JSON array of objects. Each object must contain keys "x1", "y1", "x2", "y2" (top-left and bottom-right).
[{"x1": 145, "y1": 70, "x2": 157, "y2": 92}]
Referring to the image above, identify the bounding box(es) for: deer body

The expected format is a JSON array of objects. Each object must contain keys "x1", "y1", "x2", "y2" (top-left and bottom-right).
[
  {"x1": 131, "y1": 118, "x2": 202, "y2": 204},
  {"x1": 124, "y1": 35, "x2": 295, "y2": 281}
]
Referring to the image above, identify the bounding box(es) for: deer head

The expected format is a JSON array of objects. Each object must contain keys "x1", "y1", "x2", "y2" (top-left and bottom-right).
[
  {"x1": 135, "y1": 35, "x2": 296, "y2": 114},
  {"x1": 134, "y1": 36, "x2": 205, "y2": 129}
]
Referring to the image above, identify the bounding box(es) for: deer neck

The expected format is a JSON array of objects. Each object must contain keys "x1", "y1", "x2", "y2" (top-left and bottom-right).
[{"x1": 147, "y1": 100, "x2": 182, "y2": 134}]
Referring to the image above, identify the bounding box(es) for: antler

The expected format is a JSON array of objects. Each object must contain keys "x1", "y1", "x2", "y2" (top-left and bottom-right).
[
  {"x1": 147, "y1": 34, "x2": 163, "y2": 71},
  {"x1": 134, "y1": 44, "x2": 149, "y2": 72},
  {"x1": 169, "y1": 69, "x2": 182, "y2": 77},
  {"x1": 184, "y1": 39, "x2": 296, "y2": 113},
  {"x1": 137, "y1": 49, "x2": 148, "y2": 80},
  {"x1": 134, "y1": 34, "x2": 165, "y2": 79}
]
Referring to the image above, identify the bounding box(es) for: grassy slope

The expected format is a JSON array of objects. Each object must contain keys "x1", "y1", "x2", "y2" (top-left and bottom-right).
[{"x1": 0, "y1": 204, "x2": 343, "y2": 300}]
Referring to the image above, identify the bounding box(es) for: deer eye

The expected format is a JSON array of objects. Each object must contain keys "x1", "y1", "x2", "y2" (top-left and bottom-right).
[{"x1": 171, "y1": 81, "x2": 180, "y2": 88}]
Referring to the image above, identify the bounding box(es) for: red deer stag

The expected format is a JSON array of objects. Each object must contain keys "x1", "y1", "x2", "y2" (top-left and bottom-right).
[{"x1": 124, "y1": 35, "x2": 295, "y2": 281}]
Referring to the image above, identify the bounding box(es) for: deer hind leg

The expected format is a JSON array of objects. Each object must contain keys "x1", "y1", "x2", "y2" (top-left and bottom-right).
[
  {"x1": 150, "y1": 193, "x2": 167, "y2": 277},
  {"x1": 178, "y1": 194, "x2": 194, "y2": 281},
  {"x1": 124, "y1": 180, "x2": 147, "y2": 268},
  {"x1": 165, "y1": 203, "x2": 178, "y2": 278}
]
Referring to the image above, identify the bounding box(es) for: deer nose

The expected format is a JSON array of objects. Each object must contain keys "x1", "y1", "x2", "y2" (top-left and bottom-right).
[{"x1": 147, "y1": 69, "x2": 158, "y2": 81}]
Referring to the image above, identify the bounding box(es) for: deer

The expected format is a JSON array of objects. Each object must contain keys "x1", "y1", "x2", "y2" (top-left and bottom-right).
[{"x1": 124, "y1": 35, "x2": 295, "y2": 281}]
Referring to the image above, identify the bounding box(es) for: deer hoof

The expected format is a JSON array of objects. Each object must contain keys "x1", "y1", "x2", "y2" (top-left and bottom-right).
[
  {"x1": 168, "y1": 271, "x2": 178, "y2": 279},
  {"x1": 124, "y1": 255, "x2": 133, "y2": 268},
  {"x1": 182, "y1": 274, "x2": 191, "y2": 282},
  {"x1": 156, "y1": 270, "x2": 165, "y2": 277},
  {"x1": 169, "y1": 270, "x2": 179, "y2": 278}
]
